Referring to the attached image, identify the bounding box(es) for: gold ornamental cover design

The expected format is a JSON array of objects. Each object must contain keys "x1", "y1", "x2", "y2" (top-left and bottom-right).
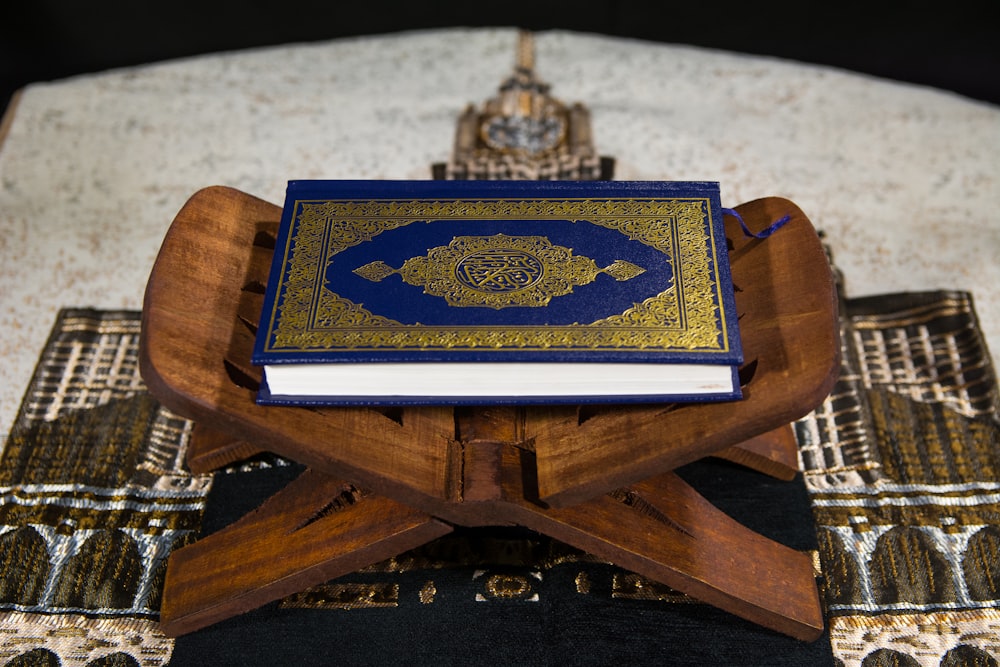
[
  {"x1": 259, "y1": 187, "x2": 736, "y2": 356},
  {"x1": 352, "y1": 234, "x2": 646, "y2": 309}
]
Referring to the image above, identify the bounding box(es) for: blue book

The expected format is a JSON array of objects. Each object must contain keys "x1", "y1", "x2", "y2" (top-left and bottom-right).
[{"x1": 252, "y1": 180, "x2": 742, "y2": 405}]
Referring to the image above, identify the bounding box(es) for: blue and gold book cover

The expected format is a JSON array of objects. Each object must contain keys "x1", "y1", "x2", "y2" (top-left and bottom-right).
[{"x1": 252, "y1": 180, "x2": 741, "y2": 392}]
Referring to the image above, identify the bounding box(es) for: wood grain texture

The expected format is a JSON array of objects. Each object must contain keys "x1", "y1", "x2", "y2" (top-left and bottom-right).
[
  {"x1": 159, "y1": 468, "x2": 451, "y2": 636},
  {"x1": 504, "y1": 466, "x2": 824, "y2": 641},
  {"x1": 186, "y1": 423, "x2": 266, "y2": 474},
  {"x1": 140, "y1": 187, "x2": 458, "y2": 508},
  {"x1": 714, "y1": 425, "x2": 801, "y2": 481},
  {"x1": 141, "y1": 187, "x2": 837, "y2": 506},
  {"x1": 529, "y1": 197, "x2": 840, "y2": 505}
]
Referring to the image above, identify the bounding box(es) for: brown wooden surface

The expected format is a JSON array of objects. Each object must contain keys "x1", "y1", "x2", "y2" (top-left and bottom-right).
[
  {"x1": 141, "y1": 187, "x2": 838, "y2": 508},
  {"x1": 186, "y1": 423, "x2": 266, "y2": 474},
  {"x1": 140, "y1": 187, "x2": 459, "y2": 509},
  {"x1": 509, "y1": 469, "x2": 824, "y2": 641},
  {"x1": 527, "y1": 197, "x2": 840, "y2": 505},
  {"x1": 160, "y1": 468, "x2": 452, "y2": 636},
  {"x1": 142, "y1": 186, "x2": 838, "y2": 641},
  {"x1": 713, "y1": 424, "x2": 801, "y2": 482},
  {"x1": 0, "y1": 89, "x2": 21, "y2": 152}
]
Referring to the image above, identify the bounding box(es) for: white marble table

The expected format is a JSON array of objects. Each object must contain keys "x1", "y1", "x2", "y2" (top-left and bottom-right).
[{"x1": 1, "y1": 27, "x2": 998, "y2": 438}]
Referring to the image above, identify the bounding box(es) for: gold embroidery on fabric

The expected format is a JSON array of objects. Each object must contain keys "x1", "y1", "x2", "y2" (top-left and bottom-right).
[
  {"x1": 0, "y1": 500, "x2": 199, "y2": 532},
  {"x1": 278, "y1": 582, "x2": 399, "y2": 609},
  {"x1": 265, "y1": 197, "x2": 730, "y2": 353},
  {"x1": 419, "y1": 580, "x2": 436, "y2": 604},
  {"x1": 612, "y1": 573, "x2": 694, "y2": 603},
  {"x1": 471, "y1": 569, "x2": 542, "y2": 602},
  {"x1": 474, "y1": 573, "x2": 541, "y2": 602},
  {"x1": 486, "y1": 574, "x2": 532, "y2": 598},
  {"x1": 354, "y1": 234, "x2": 645, "y2": 309},
  {"x1": 575, "y1": 571, "x2": 591, "y2": 594}
]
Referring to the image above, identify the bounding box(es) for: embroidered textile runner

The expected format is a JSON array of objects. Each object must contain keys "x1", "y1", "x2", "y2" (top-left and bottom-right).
[{"x1": 0, "y1": 290, "x2": 997, "y2": 665}]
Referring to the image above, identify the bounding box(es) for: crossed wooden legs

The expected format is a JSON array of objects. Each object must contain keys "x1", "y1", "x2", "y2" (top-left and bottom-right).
[{"x1": 160, "y1": 424, "x2": 823, "y2": 641}]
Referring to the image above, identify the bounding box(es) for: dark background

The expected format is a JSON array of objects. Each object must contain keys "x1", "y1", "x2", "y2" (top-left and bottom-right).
[{"x1": 2, "y1": 1, "x2": 998, "y2": 119}]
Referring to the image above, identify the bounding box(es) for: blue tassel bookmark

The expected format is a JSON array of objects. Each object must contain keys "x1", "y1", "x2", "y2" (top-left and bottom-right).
[{"x1": 723, "y1": 208, "x2": 792, "y2": 239}]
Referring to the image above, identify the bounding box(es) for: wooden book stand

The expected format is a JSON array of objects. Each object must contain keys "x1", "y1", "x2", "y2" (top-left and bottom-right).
[{"x1": 140, "y1": 187, "x2": 840, "y2": 640}]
